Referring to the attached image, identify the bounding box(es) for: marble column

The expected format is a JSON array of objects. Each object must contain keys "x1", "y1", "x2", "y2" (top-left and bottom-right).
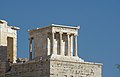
[
  {"x1": 47, "y1": 33, "x2": 50, "y2": 55},
  {"x1": 70, "y1": 35, "x2": 73, "y2": 56},
  {"x1": 67, "y1": 33, "x2": 70, "y2": 56},
  {"x1": 59, "y1": 32, "x2": 64, "y2": 55},
  {"x1": 29, "y1": 38, "x2": 33, "y2": 60},
  {"x1": 52, "y1": 32, "x2": 56, "y2": 54},
  {"x1": 74, "y1": 34, "x2": 78, "y2": 56}
]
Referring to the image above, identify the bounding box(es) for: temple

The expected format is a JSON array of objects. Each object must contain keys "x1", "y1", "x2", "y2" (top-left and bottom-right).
[{"x1": 28, "y1": 24, "x2": 83, "y2": 62}]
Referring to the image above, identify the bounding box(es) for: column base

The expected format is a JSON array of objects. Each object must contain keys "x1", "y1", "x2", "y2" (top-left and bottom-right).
[{"x1": 50, "y1": 54, "x2": 84, "y2": 62}]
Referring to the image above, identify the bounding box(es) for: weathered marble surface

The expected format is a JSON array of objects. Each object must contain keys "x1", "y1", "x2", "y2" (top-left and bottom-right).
[
  {"x1": 28, "y1": 24, "x2": 83, "y2": 62},
  {"x1": 0, "y1": 20, "x2": 19, "y2": 63}
]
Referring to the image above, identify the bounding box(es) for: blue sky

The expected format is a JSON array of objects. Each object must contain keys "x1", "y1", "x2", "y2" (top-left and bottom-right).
[{"x1": 0, "y1": 0, "x2": 120, "y2": 77}]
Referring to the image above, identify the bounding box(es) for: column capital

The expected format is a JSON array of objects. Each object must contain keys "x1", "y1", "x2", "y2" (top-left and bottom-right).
[
  {"x1": 67, "y1": 32, "x2": 71, "y2": 35},
  {"x1": 52, "y1": 31, "x2": 56, "y2": 33},
  {"x1": 74, "y1": 34, "x2": 78, "y2": 36},
  {"x1": 59, "y1": 32, "x2": 63, "y2": 34}
]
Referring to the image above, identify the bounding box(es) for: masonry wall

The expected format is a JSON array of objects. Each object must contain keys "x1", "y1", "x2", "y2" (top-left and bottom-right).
[
  {"x1": 0, "y1": 62, "x2": 10, "y2": 77},
  {"x1": 6, "y1": 60, "x2": 50, "y2": 77},
  {"x1": 5, "y1": 60, "x2": 102, "y2": 77},
  {"x1": 0, "y1": 46, "x2": 7, "y2": 62},
  {"x1": 50, "y1": 60, "x2": 102, "y2": 77},
  {"x1": 0, "y1": 62, "x2": 6, "y2": 77}
]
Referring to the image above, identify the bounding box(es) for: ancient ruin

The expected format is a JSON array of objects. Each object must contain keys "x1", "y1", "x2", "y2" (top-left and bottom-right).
[{"x1": 0, "y1": 20, "x2": 102, "y2": 77}]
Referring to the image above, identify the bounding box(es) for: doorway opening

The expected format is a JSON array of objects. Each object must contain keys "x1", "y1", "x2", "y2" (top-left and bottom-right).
[{"x1": 7, "y1": 37, "x2": 13, "y2": 63}]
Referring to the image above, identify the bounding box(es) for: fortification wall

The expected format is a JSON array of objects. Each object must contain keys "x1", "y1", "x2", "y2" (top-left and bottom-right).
[
  {"x1": 4, "y1": 60, "x2": 102, "y2": 77},
  {"x1": 50, "y1": 60, "x2": 102, "y2": 77},
  {"x1": 0, "y1": 62, "x2": 10, "y2": 77},
  {"x1": 0, "y1": 46, "x2": 7, "y2": 62},
  {"x1": 6, "y1": 60, "x2": 50, "y2": 77},
  {"x1": 0, "y1": 62, "x2": 6, "y2": 77}
]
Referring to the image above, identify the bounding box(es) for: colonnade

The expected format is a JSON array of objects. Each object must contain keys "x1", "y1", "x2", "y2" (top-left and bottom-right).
[
  {"x1": 29, "y1": 32, "x2": 78, "y2": 60},
  {"x1": 51, "y1": 32, "x2": 78, "y2": 57}
]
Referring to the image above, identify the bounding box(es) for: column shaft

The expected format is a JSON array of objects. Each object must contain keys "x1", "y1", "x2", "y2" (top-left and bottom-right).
[
  {"x1": 67, "y1": 33, "x2": 70, "y2": 56},
  {"x1": 70, "y1": 35, "x2": 73, "y2": 56},
  {"x1": 13, "y1": 37, "x2": 17, "y2": 63},
  {"x1": 52, "y1": 32, "x2": 56, "y2": 54},
  {"x1": 47, "y1": 34, "x2": 50, "y2": 55},
  {"x1": 74, "y1": 35, "x2": 78, "y2": 56},
  {"x1": 59, "y1": 32, "x2": 64, "y2": 55}
]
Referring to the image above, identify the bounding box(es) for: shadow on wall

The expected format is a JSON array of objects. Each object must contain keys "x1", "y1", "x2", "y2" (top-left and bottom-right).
[{"x1": 0, "y1": 46, "x2": 7, "y2": 62}]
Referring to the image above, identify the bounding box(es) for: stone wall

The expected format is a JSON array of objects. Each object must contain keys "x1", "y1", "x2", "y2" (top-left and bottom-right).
[
  {"x1": 0, "y1": 62, "x2": 6, "y2": 77},
  {"x1": 0, "y1": 46, "x2": 7, "y2": 62},
  {"x1": 6, "y1": 60, "x2": 50, "y2": 77},
  {"x1": 0, "y1": 62, "x2": 10, "y2": 77},
  {"x1": 4, "y1": 60, "x2": 101, "y2": 77},
  {"x1": 50, "y1": 60, "x2": 102, "y2": 77}
]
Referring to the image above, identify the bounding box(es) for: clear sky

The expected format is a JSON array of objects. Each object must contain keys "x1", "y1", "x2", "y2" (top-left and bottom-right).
[{"x1": 0, "y1": 0, "x2": 120, "y2": 77}]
